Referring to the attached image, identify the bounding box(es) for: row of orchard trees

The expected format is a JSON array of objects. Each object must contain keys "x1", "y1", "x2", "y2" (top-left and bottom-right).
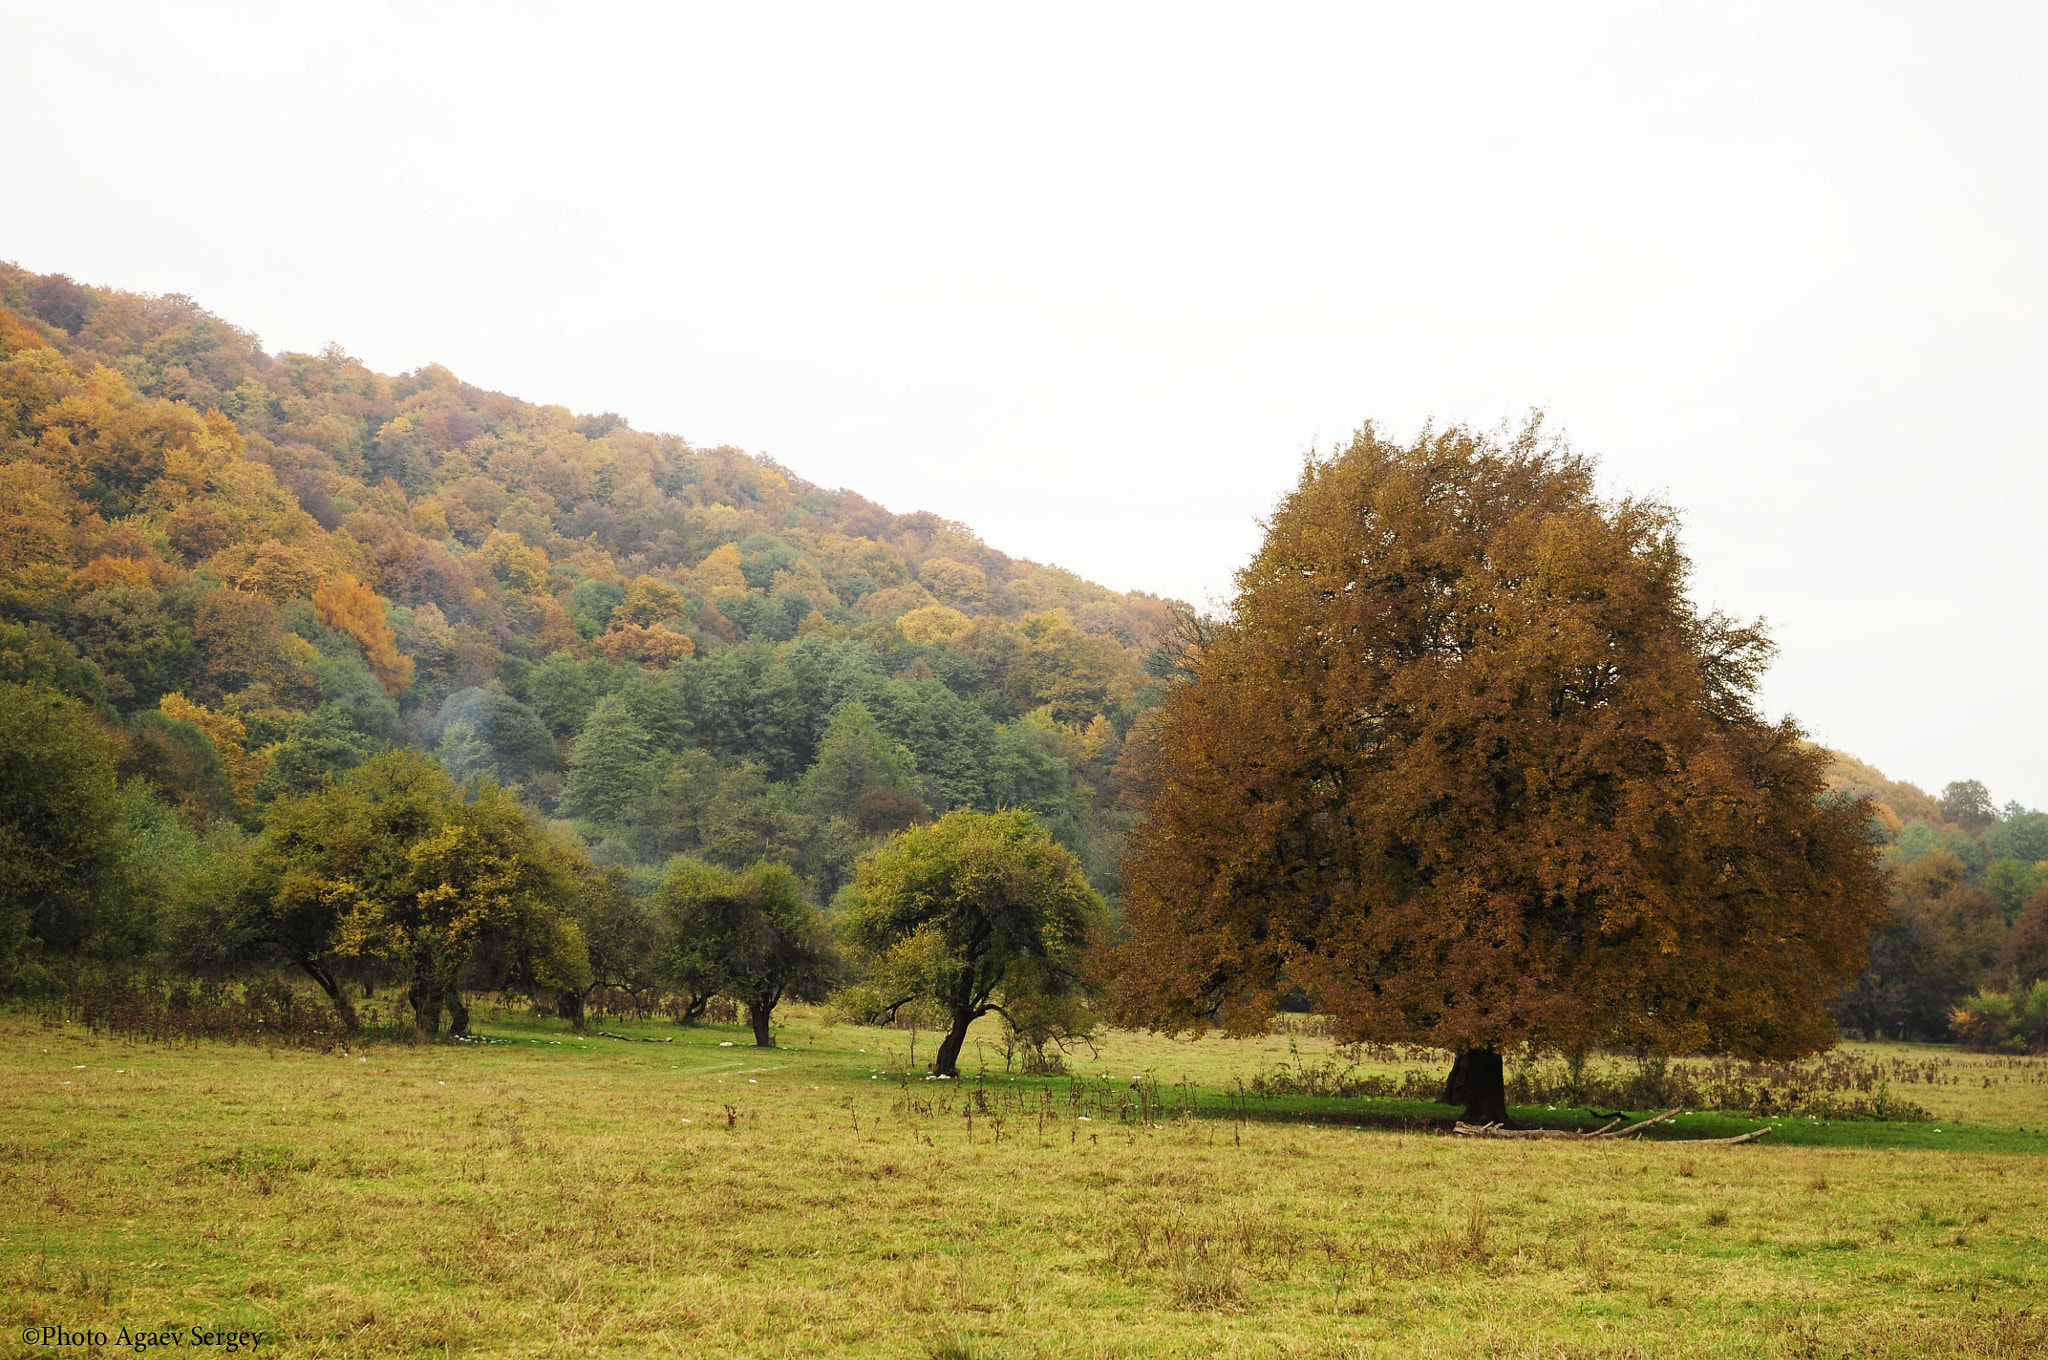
[
  {"x1": 575, "y1": 806, "x2": 1104, "y2": 1071},
  {"x1": 225, "y1": 743, "x2": 1103, "y2": 1064}
]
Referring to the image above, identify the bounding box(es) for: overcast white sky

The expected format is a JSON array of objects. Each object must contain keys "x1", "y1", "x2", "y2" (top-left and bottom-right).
[{"x1": 7, "y1": 3, "x2": 2045, "y2": 805}]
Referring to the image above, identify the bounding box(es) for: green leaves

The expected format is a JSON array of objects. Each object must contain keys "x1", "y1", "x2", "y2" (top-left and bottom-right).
[
  {"x1": 843, "y1": 809, "x2": 1105, "y2": 1046},
  {"x1": 656, "y1": 856, "x2": 837, "y2": 1043},
  {"x1": 251, "y1": 750, "x2": 589, "y2": 1032}
]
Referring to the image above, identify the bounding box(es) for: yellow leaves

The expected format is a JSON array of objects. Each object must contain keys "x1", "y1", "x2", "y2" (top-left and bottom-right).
[
  {"x1": 476, "y1": 529, "x2": 549, "y2": 593},
  {"x1": 157, "y1": 691, "x2": 276, "y2": 810},
  {"x1": 0, "y1": 462, "x2": 77, "y2": 572},
  {"x1": 1021, "y1": 609, "x2": 1132, "y2": 724},
  {"x1": 0, "y1": 304, "x2": 52, "y2": 354},
  {"x1": 616, "y1": 575, "x2": 684, "y2": 626},
  {"x1": 156, "y1": 445, "x2": 212, "y2": 503},
  {"x1": 768, "y1": 554, "x2": 834, "y2": 602},
  {"x1": 858, "y1": 583, "x2": 936, "y2": 619},
  {"x1": 897, "y1": 604, "x2": 972, "y2": 646},
  {"x1": 591, "y1": 621, "x2": 695, "y2": 668},
  {"x1": 193, "y1": 409, "x2": 245, "y2": 460},
  {"x1": 410, "y1": 496, "x2": 450, "y2": 539},
  {"x1": 194, "y1": 449, "x2": 304, "y2": 532},
  {"x1": 692, "y1": 542, "x2": 747, "y2": 599},
  {"x1": 918, "y1": 556, "x2": 990, "y2": 609},
  {"x1": 72, "y1": 555, "x2": 156, "y2": 591},
  {"x1": 1080, "y1": 714, "x2": 1116, "y2": 764},
  {"x1": 313, "y1": 573, "x2": 415, "y2": 696},
  {"x1": 220, "y1": 539, "x2": 323, "y2": 601}
]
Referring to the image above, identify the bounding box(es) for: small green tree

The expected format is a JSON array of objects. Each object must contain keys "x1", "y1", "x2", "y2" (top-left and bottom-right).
[
  {"x1": 841, "y1": 809, "x2": 1105, "y2": 1077},
  {"x1": 256, "y1": 750, "x2": 590, "y2": 1037},
  {"x1": 558, "y1": 863, "x2": 664, "y2": 1029},
  {"x1": 657, "y1": 857, "x2": 837, "y2": 1045}
]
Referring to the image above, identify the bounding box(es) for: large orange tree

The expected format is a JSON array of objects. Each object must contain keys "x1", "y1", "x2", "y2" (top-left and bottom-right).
[{"x1": 1113, "y1": 423, "x2": 1885, "y2": 1124}]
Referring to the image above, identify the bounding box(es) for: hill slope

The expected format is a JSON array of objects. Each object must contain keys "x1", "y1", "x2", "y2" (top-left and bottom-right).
[{"x1": 0, "y1": 264, "x2": 1178, "y2": 893}]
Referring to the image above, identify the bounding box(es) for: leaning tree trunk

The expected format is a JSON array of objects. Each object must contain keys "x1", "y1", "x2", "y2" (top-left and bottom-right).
[
  {"x1": 746, "y1": 1001, "x2": 775, "y2": 1048},
  {"x1": 677, "y1": 992, "x2": 710, "y2": 1025},
  {"x1": 300, "y1": 961, "x2": 360, "y2": 1034},
  {"x1": 931, "y1": 1008, "x2": 975, "y2": 1077},
  {"x1": 446, "y1": 990, "x2": 471, "y2": 1037},
  {"x1": 1445, "y1": 1048, "x2": 1508, "y2": 1126}
]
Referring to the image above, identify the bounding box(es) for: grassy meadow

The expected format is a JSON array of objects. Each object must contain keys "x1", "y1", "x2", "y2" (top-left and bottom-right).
[{"x1": 5, "y1": 1006, "x2": 2047, "y2": 1359}]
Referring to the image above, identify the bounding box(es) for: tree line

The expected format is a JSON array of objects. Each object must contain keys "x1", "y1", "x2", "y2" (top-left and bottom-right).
[
  {"x1": 6, "y1": 260, "x2": 2034, "y2": 1120},
  {"x1": 1824, "y1": 770, "x2": 2048, "y2": 1044},
  {"x1": 2, "y1": 678, "x2": 1104, "y2": 1072}
]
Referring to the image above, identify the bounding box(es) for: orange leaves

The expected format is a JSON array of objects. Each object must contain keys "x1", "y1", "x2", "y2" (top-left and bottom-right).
[
  {"x1": 1114, "y1": 422, "x2": 1886, "y2": 1061},
  {"x1": 215, "y1": 539, "x2": 321, "y2": 601},
  {"x1": 591, "y1": 622, "x2": 694, "y2": 668},
  {"x1": 313, "y1": 573, "x2": 415, "y2": 696},
  {"x1": 0, "y1": 305, "x2": 51, "y2": 355}
]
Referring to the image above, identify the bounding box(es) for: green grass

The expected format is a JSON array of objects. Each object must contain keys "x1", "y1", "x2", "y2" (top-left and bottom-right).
[{"x1": 4, "y1": 1006, "x2": 2047, "y2": 1358}]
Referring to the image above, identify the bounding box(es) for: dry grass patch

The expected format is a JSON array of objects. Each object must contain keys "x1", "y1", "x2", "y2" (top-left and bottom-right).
[{"x1": 1, "y1": 1010, "x2": 2045, "y2": 1358}]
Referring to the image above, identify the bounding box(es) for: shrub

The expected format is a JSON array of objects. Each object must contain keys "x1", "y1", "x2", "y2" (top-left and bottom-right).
[{"x1": 1953, "y1": 982, "x2": 2048, "y2": 1053}]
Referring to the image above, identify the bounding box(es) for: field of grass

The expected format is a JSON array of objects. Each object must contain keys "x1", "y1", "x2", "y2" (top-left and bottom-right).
[{"x1": 5, "y1": 1005, "x2": 2047, "y2": 1359}]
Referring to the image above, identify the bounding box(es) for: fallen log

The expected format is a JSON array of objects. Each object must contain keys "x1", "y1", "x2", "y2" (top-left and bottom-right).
[
  {"x1": 1591, "y1": 1107, "x2": 1683, "y2": 1139},
  {"x1": 596, "y1": 1031, "x2": 675, "y2": 1043}
]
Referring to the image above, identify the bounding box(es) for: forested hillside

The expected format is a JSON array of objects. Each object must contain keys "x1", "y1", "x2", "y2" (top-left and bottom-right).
[
  {"x1": 1821, "y1": 756, "x2": 2048, "y2": 1042},
  {"x1": 5, "y1": 261, "x2": 2042, "y2": 1050},
  {"x1": 0, "y1": 264, "x2": 1177, "y2": 989}
]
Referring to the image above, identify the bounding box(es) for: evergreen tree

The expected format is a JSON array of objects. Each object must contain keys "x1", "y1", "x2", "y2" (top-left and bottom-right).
[
  {"x1": 799, "y1": 701, "x2": 918, "y2": 820},
  {"x1": 560, "y1": 694, "x2": 657, "y2": 828}
]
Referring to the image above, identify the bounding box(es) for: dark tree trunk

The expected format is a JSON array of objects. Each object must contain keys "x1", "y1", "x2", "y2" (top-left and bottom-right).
[
  {"x1": 408, "y1": 976, "x2": 442, "y2": 1039},
  {"x1": 446, "y1": 990, "x2": 471, "y2": 1037},
  {"x1": 300, "y1": 961, "x2": 360, "y2": 1034},
  {"x1": 678, "y1": 992, "x2": 710, "y2": 1025},
  {"x1": 1445, "y1": 1048, "x2": 1508, "y2": 1126},
  {"x1": 747, "y1": 1001, "x2": 775, "y2": 1047},
  {"x1": 1441, "y1": 1051, "x2": 1472, "y2": 1107},
  {"x1": 932, "y1": 1008, "x2": 974, "y2": 1077},
  {"x1": 559, "y1": 988, "x2": 586, "y2": 1030}
]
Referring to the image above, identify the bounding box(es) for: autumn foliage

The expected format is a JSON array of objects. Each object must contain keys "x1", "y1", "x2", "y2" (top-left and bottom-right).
[
  {"x1": 1113, "y1": 423, "x2": 1887, "y2": 1120},
  {"x1": 312, "y1": 574, "x2": 414, "y2": 696}
]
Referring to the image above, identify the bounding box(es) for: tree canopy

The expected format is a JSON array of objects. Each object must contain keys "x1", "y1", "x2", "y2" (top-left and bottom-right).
[
  {"x1": 249, "y1": 750, "x2": 590, "y2": 1034},
  {"x1": 656, "y1": 857, "x2": 838, "y2": 1046},
  {"x1": 1112, "y1": 423, "x2": 1887, "y2": 1123},
  {"x1": 842, "y1": 809, "x2": 1105, "y2": 1077},
  {"x1": 0, "y1": 681, "x2": 125, "y2": 982}
]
